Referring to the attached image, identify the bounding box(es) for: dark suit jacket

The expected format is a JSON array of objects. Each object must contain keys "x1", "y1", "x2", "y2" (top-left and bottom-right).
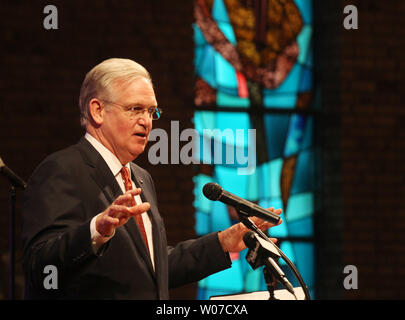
[{"x1": 21, "y1": 137, "x2": 231, "y2": 299}]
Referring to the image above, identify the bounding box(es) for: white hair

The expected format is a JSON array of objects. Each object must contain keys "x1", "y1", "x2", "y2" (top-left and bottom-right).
[{"x1": 78, "y1": 58, "x2": 152, "y2": 128}]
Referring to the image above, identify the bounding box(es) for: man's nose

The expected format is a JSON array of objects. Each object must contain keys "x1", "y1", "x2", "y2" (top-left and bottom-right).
[{"x1": 137, "y1": 111, "x2": 152, "y2": 127}]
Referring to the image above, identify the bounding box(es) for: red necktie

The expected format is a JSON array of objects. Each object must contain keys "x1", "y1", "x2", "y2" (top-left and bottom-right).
[{"x1": 120, "y1": 166, "x2": 150, "y2": 253}]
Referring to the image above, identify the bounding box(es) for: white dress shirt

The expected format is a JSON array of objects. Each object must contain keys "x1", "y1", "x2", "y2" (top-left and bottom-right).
[{"x1": 85, "y1": 133, "x2": 154, "y2": 270}]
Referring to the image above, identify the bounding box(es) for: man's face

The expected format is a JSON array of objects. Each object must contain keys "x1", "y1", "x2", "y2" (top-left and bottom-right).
[{"x1": 100, "y1": 77, "x2": 157, "y2": 164}]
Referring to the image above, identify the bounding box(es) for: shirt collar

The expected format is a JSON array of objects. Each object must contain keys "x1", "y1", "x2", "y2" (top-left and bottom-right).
[{"x1": 84, "y1": 132, "x2": 130, "y2": 177}]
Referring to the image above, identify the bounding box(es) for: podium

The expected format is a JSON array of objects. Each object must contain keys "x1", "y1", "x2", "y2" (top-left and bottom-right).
[{"x1": 210, "y1": 287, "x2": 306, "y2": 300}]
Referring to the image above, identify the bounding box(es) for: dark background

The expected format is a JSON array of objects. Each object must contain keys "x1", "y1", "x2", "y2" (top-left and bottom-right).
[{"x1": 0, "y1": 0, "x2": 404, "y2": 300}]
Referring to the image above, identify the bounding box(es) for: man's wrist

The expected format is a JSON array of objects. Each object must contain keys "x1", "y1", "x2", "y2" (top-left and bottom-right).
[
  {"x1": 90, "y1": 214, "x2": 115, "y2": 252},
  {"x1": 217, "y1": 230, "x2": 230, "y2": 252}
]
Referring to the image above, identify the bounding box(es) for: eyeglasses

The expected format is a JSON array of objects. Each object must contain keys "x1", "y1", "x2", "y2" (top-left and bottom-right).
[{"x1": 100, "y1": 99, "x2": 163, "y2": 120}]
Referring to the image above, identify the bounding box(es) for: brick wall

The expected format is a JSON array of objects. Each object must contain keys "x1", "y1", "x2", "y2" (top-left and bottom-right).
[
  {"x1": 0, "y1": 0, "x2": 404, "y2": 300},
  {"x1": 340, "y1": 0, "x2": 405, "y2": 299},
  {"x1": 316, "y1": 0, "x2": 405, "y2": 299}
]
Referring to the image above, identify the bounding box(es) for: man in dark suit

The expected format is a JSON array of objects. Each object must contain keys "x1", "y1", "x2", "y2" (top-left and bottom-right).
[{"x1": 21, "y1": 58, "x2": 281, "y2": 299}]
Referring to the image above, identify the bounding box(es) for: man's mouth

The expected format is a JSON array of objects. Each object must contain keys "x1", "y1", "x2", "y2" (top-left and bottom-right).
[{"x1": 134, "y1": 132, "x2": 147, "y2": 138}]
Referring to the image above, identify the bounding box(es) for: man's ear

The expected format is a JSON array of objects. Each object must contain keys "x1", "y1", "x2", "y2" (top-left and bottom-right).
[{"x1": 88, "y1": 98, "x2": 105, "y2": 125}]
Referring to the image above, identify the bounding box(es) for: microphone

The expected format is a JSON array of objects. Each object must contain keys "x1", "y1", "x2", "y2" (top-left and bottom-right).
[
  {"x1": 203, "y1": 183, "x2": 280, "y2": 225},
  {"x1": 243, "y1": 231, "x2": 295, "y2": 297},
  {"x1": 0, "y1": 157, "x2": 27, "y2": 189}
]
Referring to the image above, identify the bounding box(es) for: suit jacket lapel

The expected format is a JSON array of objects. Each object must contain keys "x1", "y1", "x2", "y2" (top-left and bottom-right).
[
  {"x1": 76, "y1": 138, "x2": 156, "y2": 278},
  {"x1": 76, "y1": 137, "x2": 122, "y2": 205}
]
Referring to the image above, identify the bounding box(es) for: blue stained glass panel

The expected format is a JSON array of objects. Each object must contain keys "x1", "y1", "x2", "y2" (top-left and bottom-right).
[
  {"x1": 210, "y1": 200, "x2": 232, "y2": 231},
  {"x1": 215, "y1": 112, "x2": 251, "y2": 136},
  {"x1": 271, "y1": 63, "x2": 302, "y2": 94},
  {"x1": 293, "y1": 242, "x2": 315, "y2": 287},
  {"x1": 217, "y1": 22, "x2": 237, "y2": 44},
  {"x1": 260, "y1": 197, "x2": 287, "y2": 237},
  {"x1": 193, "y1": 0, "x2": 316, "y2": 299},
  {"x1": 238, "y1": 249, "x2": 250, "y2": 274},
  {"x1": 193, "y1": 174, "x2": 213, "y2": 213},
  {"x1": 299, "y1": 67, "x2": 313, "y2": 92},
  {"x1": 269, "y1": 158, "x2": 283, "y2": 198},
  {"x1": 297, "y1": 25, "x2": 312, "y2": 65},
  {"x1": 264, "y1": 114, "x2": 290, "y2": 160},
  {"x1": 263, "y1": 92, "x2": 297, "y2": 108},
  {"x1": 193, "y1": 24, "x2": 207, "y2": 46},
  {"x1": 215, "y1": 52, "x2": 238, "y2": 94},
  {"x1": 294, "y1": 0, "x2": 313, "y2": 23},
  {"x1": 194, "y1": 47, "x2": 204, "y2": 68},
  {"x1": 300, "y1": 116, "x2": 313, "y2": 151},
  {"x1": 279, "y1": 241, "x2": 296, "y2": 266},
  {"x1": 257, "y1": 162, "x2": 271, "y2": 199},
  {"x1": 194, "y1": 111, "x2": 216, "y2": 132},
  {"x1": 196, "y1": 211, "x2": 210, "y2": 235},
  {"x1": 284, "y1": 115, "x2": 307, "y2": 157},
  {"x1": 258, "y1": 197, "x2": 284, "y2": 214},
  {"x1": 246, "y1": 168, "x2": 259, "y2": 200},
  {"x1": 200, "y1": 134, "x2": 215, "y2": 165},
  {"x1": 286, "y1": 192, "x2": 314, "y2": 222},
  {"x1": 288, "y1": 216, "x2": 314, "y2": 237},
  {"x1": 244, "y1": 268, "x2": 263, "y2": 292},
  {"x1": 212, "y1": 0, "x2": 231, "y2": 23},
  {"x1": 197, "y1": 46, "x2": 217, "y2": 87},
  {"x1": 290, "y1": 150, "x2": 315, "y2": 195},
  {"x1": 217, "y1": 91, "x2": 250, "y2": 107},
  {"x1": 267, "y1": 211, "x2": 288, "y2": 238},
  {"x1": 215, "y1": 165, "x2": 248, "y2": 198}
]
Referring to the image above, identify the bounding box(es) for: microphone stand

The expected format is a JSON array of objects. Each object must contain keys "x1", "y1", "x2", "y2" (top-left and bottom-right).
[
  {"x1": 0, "y1": 161, "x2": 27, "y2": 300},
  {"x1": 9, "y1": 186, "x2": 16, "y2": 300},
  {"x1": 236, "y1": 208, "x2": 311, "y2": 300},
  {"x1": 263, "y1": 267, "x2": 277, "y2": 300}
]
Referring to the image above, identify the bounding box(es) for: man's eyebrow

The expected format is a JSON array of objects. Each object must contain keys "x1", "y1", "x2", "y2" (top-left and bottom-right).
[
  {"x1": 122, "y1": 103, "x2": 145, "y2": 108},
  {"x1": 125, "y1": 101, "x2": 157, "y2": 107}
]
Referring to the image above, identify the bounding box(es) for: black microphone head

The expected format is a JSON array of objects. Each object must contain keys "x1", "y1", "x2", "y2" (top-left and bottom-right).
[
  {"x1": 243, "y1": 231, "x2": 257, "y2": 250},
  {"x1": 244, "y1": 231, "x2": 263, "y2": 269},
  {"x1": 203, "y1": 183, "x2": 223, "y2": 201}
]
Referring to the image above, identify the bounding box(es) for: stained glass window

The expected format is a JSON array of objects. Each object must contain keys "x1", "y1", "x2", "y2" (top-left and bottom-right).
[{"x1": 193, "y1": 0, "x2": 318, "y2": 299}]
